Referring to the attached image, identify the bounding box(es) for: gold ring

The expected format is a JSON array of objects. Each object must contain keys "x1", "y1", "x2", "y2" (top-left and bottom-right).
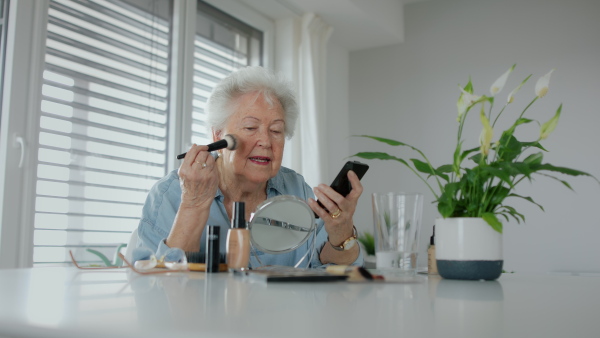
[{"x1": 330, "y1": 209, "x2": 342, "y2": 219}]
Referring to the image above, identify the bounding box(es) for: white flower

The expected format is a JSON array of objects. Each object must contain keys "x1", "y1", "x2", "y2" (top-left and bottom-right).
[
  {"x1": 457, "y1": 86, "x2": 481, "y2": 121},
  {"x1": 490, "y1": 64, "x2": 515, "y2": 96},
  {"x1": 535, "y1": 69, "x2": 555, "y2": 98},
  {"x1": 479, "y1": 108, "x2": 493, "y2": 156}
]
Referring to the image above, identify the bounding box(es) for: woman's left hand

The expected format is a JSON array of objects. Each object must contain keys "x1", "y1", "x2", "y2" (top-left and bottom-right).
[{"x1": 308, "y1": 170, "x2": 363, "y2": 246}]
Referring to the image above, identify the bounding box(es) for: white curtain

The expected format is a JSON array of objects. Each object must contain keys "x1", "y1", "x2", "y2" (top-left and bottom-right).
[{"x1": 284, "y1": 13, "x2": 333, "y2": 188}]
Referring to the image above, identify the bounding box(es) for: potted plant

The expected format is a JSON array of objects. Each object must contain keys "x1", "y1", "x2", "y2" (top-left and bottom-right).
[
  {"x1": 352, "y1": 65, "x2": 598, "y2": 280},
  {"x1": 357, "y1": 231, "x2": 376, "y2": 268}
]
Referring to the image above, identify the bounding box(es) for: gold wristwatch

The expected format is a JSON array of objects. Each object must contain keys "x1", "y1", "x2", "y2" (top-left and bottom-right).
[{"x1": 329, "y1": 226, "x2": 358, "y2": 251}]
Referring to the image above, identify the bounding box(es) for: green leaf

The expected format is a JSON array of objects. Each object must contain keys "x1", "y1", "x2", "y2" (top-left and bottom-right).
[
  {"x1": 444, "y1": 182, "x2": 461, "y2": 196},
  {"x1": 453, "y1": 140, "x2": 463, "y2": 174},
  {"x1": 497, "y1": 134, "x2": 523, "y2": 162},
  {"x1": 523, "y1": 152, "x2": 543, "y2": 166},
  {"x1": 503, "y1": 118, "x2": 535, "y2": 139},
  {"x1": 533, "y1": 163, "x2": 599, "y2": 181},
  {"x1": 352, "y1": 151, "x2": 409, "y2": 163},
  {"x1": 536, "y1": 173, "x2": 574, "y2": 190},
  {"x1": 480, "y1": 166, "x2": 513, "y2": 186},
  {"x1": 508, "y1": 193, "x2": 544, "y2": 211},
  {"x1": 412, "y1": 158, "x2": 450, "y2": 181},
  {"x1": 436, "y1": 164, "x2": 455, "y2": 173},
  {"x1": 461, "y1": 146, "x2": 481, "y2": 165},
  {"x1": 354, "y1": 135, "x2": 411, "y2": 147},
  {"x1": 499, "y1": 205, "x2": 525, "y2": 223},
  {"x1": 437, "y1": 183, "x2": 460, "y2": 217},
  {"x1": 469, "y1": 153, "x2": 483, "y2": 164},
  {"x1": 499, "y1": 161, "x2": 533, "y2": 178},
  {"x1": 482, "y1": 212, "x2": 503, "y2": 233},
  {"x1": 411, "y1": 158, "x2": 435, "y2": 174},
  {"x1": 489, "y1": 186, "x2": 511, "y2": 206},
  {"x1": 357, "y1": 231, "x2": 375, "y2": 256},
  {"x1": 463, "y1": 79, "x2": 474, "y2": 94},
  {"x1": 522, "y1": 141, "x2": 548, "y2": 152},
  {"x1": 437, "y1": 200, "x2": 454, "y2": 218}
]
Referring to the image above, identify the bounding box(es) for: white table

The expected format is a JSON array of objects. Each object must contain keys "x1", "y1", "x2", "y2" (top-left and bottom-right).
[{"x1": 0, "y1": 267, "x2": 598, "y2": 338}]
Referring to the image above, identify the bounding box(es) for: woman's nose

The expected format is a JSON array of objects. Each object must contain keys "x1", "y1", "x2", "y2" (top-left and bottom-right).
[{"x1": 256, "y1": 128, "x2": 272, "y2": 148}]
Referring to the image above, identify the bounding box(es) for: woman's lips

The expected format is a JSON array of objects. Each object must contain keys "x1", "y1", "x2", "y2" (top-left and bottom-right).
[{"x1": 249, "y1": 156, "x2": 271, "y2": 165}]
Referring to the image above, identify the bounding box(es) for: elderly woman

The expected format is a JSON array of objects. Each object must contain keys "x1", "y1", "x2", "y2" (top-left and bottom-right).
[{"x1": 137, "y1": 66, "x2": 363, "y2": 268}]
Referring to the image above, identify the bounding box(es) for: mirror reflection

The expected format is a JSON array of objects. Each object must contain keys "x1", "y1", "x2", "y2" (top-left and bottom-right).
[{"x1": 249, "y1": 195, "x2": 315, "y2": 255}]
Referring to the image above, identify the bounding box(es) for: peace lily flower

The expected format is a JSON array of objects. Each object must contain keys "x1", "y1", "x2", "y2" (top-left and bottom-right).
[
  {"x1": 535, "y1": 69, "x2": 554, "y2": 98},
  {"x1": 457, "y1": 85, "x2": 481, "y2": 121},
  {"x1": 490, "y1": 64, "x2": 515, "y2": 96},
  {"x1": 457, "y1": 87, "x2": 478, "y2": 120},
  {"x1": 540, "y1": 104, "x2": 562, "y2": 140},
  {"x1": 479, "y1": 108, "x2": 493, "y2": 156},
  {"x1": 353, "y1": 65, "x2": 598, "y2": 234}
]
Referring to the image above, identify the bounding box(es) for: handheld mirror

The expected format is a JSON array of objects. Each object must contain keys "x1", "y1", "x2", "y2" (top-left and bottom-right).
[{"x1": 248, "y1": 195, "x2": 316, "y2": 255}]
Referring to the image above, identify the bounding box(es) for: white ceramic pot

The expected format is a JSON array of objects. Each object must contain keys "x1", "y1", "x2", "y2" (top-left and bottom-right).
[{"x1": 435, "y1": 217, "x2": 503, "y2": 280}]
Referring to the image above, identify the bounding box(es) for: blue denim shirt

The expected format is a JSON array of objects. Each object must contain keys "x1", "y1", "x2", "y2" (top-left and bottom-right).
[{"x1": 137, "y1": 166, "x2": 363, "y2": 268}]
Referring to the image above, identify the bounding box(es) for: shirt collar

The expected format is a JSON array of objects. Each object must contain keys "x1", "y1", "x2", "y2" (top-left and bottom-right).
[{"x1": 214, "y1": 170, "x2": 285, "y2": 202}]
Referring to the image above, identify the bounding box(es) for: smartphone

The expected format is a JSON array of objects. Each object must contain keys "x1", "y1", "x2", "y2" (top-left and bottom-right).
[{"x1": 316, "y1": 160, "x2": 370, "y2": 215}]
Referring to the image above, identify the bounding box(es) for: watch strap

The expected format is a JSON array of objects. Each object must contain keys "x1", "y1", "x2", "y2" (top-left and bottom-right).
[{"x1": 329, "y1": 226, "x2": 358, "y2": 251}]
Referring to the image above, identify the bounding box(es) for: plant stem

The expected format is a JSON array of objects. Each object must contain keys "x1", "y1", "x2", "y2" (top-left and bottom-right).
[{"x1": 518, "y1": 97, "x2": 538, "y2": 119}]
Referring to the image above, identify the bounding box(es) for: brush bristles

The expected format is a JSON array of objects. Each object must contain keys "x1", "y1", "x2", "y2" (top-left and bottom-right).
[{"x1": 224, "y1": 134, "x2": 238, "y2": 150}]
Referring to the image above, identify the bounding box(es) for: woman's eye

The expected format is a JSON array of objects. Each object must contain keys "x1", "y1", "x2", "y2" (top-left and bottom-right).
[
  {"x1": 245, "y1": 127, "x2": 257, "y2": 131},
  {"x1": 271, "y1": 129, "x2": 282, "y2": 134}
]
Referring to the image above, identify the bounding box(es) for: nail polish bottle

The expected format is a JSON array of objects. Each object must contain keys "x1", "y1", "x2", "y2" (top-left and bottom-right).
[
  {"x1": 206, "y1": 225, "x2": 220, "y2": 273},
  {"x1": 226, "y1": 202, "x2": 251, "y2": 271},
  {"x1": 428, "y1": 225, "x2": 438, "y2": 275}
]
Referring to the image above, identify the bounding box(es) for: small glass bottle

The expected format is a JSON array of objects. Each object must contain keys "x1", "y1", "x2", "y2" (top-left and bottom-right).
[
  {"x1": 226, "y1": 201, "x2": 251, "y2": 271},
  {"x1": 427, "y1": 225, "x2": 438, "y2": 275},
  {"x1": 206, "y1": 225, "x2": 220, "y2": 273}
]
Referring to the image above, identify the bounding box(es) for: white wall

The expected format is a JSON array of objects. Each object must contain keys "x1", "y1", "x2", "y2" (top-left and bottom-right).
[
  {"x1": 325, "y1": 43, "x2": 352, "y2": 179},
  {"x1": 348, "y1": 0, "x2": 600, "y2": 273}
]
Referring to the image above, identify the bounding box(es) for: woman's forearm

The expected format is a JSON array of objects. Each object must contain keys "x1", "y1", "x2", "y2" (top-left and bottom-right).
[{"x1": 166, "y1": 206, "x2": 210, "y2": 251}]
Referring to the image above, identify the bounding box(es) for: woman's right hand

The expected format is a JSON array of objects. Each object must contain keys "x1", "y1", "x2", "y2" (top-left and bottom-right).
[{"x1": 177, "y1": 144, "x2": 219, "y2": 210}]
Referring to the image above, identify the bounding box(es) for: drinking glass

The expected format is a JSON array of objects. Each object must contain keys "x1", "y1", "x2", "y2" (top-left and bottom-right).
[{"x1": 372, "y1": 192, "x2": 423, "y2": 275}]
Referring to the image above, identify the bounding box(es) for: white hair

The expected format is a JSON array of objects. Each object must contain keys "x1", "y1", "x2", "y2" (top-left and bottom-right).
[{"x1": 206, "y1": 66, "x2": 299, "y2": 139}]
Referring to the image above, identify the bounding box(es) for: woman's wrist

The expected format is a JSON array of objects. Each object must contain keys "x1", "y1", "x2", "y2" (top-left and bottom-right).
[{"x1": 327, "y1": 224, "x2": 356, "y2": 247}]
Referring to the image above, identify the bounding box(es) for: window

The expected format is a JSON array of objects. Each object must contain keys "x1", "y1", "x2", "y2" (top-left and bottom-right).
[
  {"x1": 190, "y1": 1, "x2": 263, "y2": 146},
  {"x1": 34, "y1": 0, "x2": 172, "y2": 265},
  {"x1": 31, "y1": 0, "x2": 264, "y2": 266}
]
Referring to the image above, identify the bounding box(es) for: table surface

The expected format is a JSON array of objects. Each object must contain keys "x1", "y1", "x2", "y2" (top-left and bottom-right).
[{"x1": 0, "y1": 267, "x2": 598, "y2": 338}]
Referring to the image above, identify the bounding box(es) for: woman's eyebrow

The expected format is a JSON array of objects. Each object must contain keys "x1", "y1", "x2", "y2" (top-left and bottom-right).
[
  {"x1": 242, "y1": 116, "x2": 260, "y2": 123},
  {"x1": 241, "y1": 116, "x2": 285, "y2": 124}
]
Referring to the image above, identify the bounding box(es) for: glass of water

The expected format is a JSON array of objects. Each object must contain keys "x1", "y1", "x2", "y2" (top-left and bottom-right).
[{"x1": 372, "y1": 192, "x2": 423, "y2": 275}]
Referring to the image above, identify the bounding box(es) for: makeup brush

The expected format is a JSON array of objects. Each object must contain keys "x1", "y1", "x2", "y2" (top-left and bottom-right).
[
  {"x1": 176, "y1": 134, "x2": 238, "y2": 159},
  {"x1": 326, "y1": 265, "x2": 378, "y2": 282}
]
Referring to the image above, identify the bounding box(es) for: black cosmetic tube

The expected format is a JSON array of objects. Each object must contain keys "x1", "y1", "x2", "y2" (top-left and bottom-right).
[{"x1": 206, "y1": 225, "x2": 220, "y2": 273}]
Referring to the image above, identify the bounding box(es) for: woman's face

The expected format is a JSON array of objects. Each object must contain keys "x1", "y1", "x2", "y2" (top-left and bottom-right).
[{"x1": 215, "y1": 92, "x2": 286, "y2": 185}]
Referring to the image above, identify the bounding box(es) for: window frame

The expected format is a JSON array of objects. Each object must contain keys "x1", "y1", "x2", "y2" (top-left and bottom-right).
[{"x1": 0, "y1": 0, "x2": 274, "y2": 268}]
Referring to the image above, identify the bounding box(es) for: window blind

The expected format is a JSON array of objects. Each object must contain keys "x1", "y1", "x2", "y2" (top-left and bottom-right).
[
  {"x1": 190, "y1": 1, "x2": 263, "y2": 146},
  {"x1": 33, "y1": 0, "x2": 264, "y2": 266},
  {"x1": 34, "y1": 0, "x2": 172, "y2": 265}
]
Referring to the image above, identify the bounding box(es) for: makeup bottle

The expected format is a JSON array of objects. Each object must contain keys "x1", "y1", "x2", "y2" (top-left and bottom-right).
[
  {"x1": 427, "y1": 225, "x2": 438, "y2": 275},
  {"x1": 206, "y1": 225, "x2": 220, "y2": 273},
  {"x1": 226, "y1": 201, "x2": 251, "y2": 271}
]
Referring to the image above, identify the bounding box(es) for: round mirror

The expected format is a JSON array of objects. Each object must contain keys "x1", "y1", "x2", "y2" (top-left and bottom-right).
[{"x1": 248, "y1": 195, "x2": 315, "y2": 254}]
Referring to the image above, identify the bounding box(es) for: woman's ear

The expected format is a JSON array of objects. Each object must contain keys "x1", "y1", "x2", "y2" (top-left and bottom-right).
[{"x1": 212, "y1": 129, "x2": 221, "y2": 143}]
